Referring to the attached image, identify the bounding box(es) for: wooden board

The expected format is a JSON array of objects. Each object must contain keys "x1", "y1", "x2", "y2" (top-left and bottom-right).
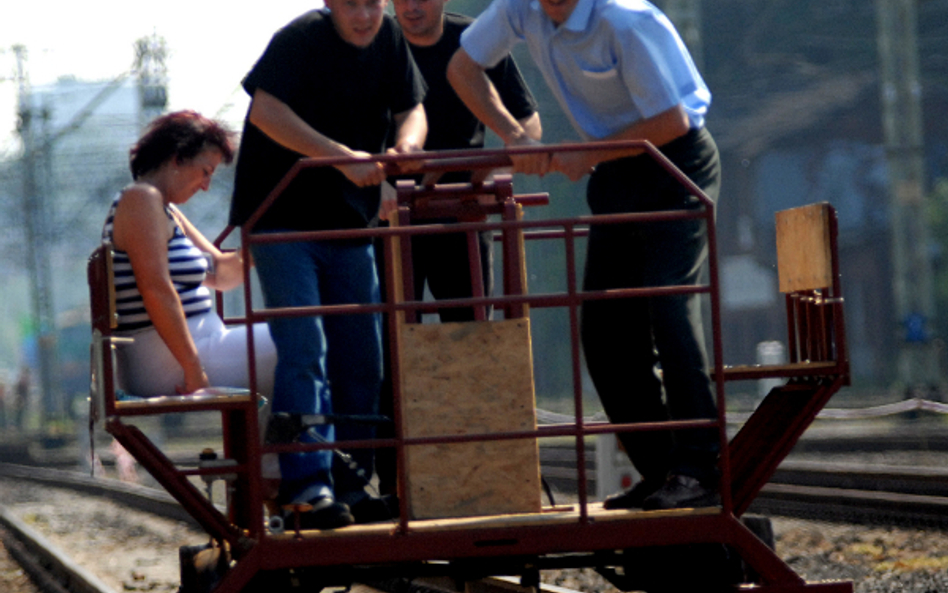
[
  {"x1": 775, "y1": 202, "x2": 833, "y2": 293},
  {"x1": 273, "y1": 504, "x2": 719, "y2": 539},
  {"x1": 400, "y1": 319, "x2": 541, "y2": 520}
]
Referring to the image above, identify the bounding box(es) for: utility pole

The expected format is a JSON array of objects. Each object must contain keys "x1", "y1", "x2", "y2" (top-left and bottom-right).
[
  {"x1": 134, "y1": 34, "x2": 168, "y2": 129},
  {"x1": 662, "y1": 0, "x2": 704, "y2": 71},
  {"x1": 875, "y1": 0, "x2": 939, "y2": 390},
  {"x1": 13, "y1": 45, "x2": 62, "y2": 427}
]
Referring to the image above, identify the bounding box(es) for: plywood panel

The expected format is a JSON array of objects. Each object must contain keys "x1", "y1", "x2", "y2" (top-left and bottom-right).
[
  {"x1": 400, "y1": 319, "x2": 541, "y2": 519},
  {"x1": 776, "y1": 202, "x2": 833, "y2": 293}
]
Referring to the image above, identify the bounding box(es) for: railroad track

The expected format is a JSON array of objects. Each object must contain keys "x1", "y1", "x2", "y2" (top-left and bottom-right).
[
  {"x1": 538, "y1": 444, "x2": 948, "y2": 528},
  {"x1": 0, "y1": 462, "x2": 586, "y2": 593},
  {"x1": 751, "y1": 459, "x2": 948, "y2": 527},
  {"x1": 0, "y1": 429, "x2": 945, "y2": 593},
  {"x1": 4, "y1": 442, "x2": 948, "y2": 531},
  {"x1": 1, "y1": 453, "x2": 944, "y2": 593},
  {"x1": 6, "y1": 434, "x2": 948, "y2": 529},
  {"x1": 6, "y1": 428, "x2": 948, "y2": 512},
  {"x1": 0, "y1": 507, "x2": 114, "y2": 593}
]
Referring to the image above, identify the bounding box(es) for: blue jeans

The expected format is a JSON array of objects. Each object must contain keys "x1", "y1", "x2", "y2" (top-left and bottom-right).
[{"x1": 252, "y1": 237, "x2": 383, "y2": 504}]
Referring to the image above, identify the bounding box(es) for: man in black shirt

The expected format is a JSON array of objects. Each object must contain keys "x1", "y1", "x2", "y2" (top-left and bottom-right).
[
  {"x1": 391, "y1": 0, "x2": 540, "y2": 322},
  {"x1": 230, "y1": 0, "x2": 426, "y2": 529}
]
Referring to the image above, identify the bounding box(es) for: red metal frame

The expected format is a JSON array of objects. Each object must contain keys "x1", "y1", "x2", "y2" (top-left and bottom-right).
[{"x1": 88, "y1": 142, "x2": 852, "y2": 593}]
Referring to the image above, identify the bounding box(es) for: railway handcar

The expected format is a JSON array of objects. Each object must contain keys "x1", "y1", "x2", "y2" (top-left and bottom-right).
[{"x1": 88, "y1": 143, "x2": 851, "y2": 593}]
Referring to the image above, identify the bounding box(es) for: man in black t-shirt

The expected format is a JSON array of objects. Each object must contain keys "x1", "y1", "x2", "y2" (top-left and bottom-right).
[
  {"x1": 391, "y1": 0, "x2": 540, "y2": 322},
  {"x1": 230, "y1": 0, "x2": 427, "y2": 529}
]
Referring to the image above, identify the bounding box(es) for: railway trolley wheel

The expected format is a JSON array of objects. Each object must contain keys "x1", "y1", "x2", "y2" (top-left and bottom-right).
[
  {"x1": 178, "y1": 541, "x2": 231, "y2": 593},
  {"x1": 597, "y1": 543, "x2": 745, "y2": 593}
]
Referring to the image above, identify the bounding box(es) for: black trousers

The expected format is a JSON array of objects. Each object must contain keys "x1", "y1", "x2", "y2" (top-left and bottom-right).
[
  {"x1": 410, "y1": 224, "x2": 494, "y2": 323},
  {"x1": 581, "y1": 127, "x2": 722, "y2": 485}
]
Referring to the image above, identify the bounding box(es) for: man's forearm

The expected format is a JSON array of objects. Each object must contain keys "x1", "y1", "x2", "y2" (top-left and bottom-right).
[
  {"x1": 248, "y1": 88, "x2": 354, "y2": 159},
  {"x1": 250, "y1": 88, "x2": 388, "y2": 186},
  {"x1": 448, "y1": 49, "x2": 529, "y2": 145},
  {"x1": 592, "y1": 104, "x2": 691, "y2": 163},
  {"x1": 392, "y1": 103, "x2": 428, "y2": 153},
  {"x1": 518, "y1": 112, "x2": 542, "y2": 142}
]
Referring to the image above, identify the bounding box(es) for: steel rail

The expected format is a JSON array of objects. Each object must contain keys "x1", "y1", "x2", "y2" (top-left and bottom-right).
[
  {"x1": 6, "y1": 455, "x2": 948, "y2": 530},
  {"x1": 0, "y1": 506, "x2": 116, "y2": 593},
  {"x1": 0, "y1": 463, "x2": 588, "y2": 593},
  {"x1": 536, "y1": 448, "x2": 948, "y2": 528}
]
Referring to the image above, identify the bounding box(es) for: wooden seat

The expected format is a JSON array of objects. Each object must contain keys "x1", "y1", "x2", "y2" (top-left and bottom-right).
[
  {"x1": 715, "y1": 202, "x2": 848, "y2": 382},
  {"x1": 722, "y1": 202, "x2": 851, "y2": 516}
]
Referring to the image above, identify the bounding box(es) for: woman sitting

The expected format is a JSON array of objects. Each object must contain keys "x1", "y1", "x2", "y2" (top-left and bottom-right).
[{"x1": 102, "y1": 110, "x2": 275, "y2": 398}]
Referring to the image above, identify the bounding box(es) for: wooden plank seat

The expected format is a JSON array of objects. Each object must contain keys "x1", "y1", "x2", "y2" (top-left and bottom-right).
[
  {"x1": 714, "y1": 202, "x2": 848, "y2": 383},
  {"x1": 722, "y1": 202, "x2": 850, "y2": 516},
  {"x1": 113, "y1": 389, "x2": 254, "y2": 416},
  {"x1": 716, "y1": 360, "x2": 841, "y2": 381},
  {"x1": 267, "y1": 503, "x2": 719, "y2": 541}
]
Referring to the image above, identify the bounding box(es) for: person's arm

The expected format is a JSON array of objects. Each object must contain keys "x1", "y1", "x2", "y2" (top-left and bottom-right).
[
  {"x1": 381, "y1": 102, "x2": 428, "y2": 219},
  {"x1": 518, "y1": 112, "x2": 542, "y2": 142},
  {"x1": 466, "y1": 112, "x2": 542, "y2": 184},
  {"x1": 549, "y1": 103, "x2": 691, "y2": 181},
  {"x1": 448, "y1": 48, "x2": 549, "y2": 176},
  {"x1": 171, "y1": 207, "x2": 246, "y2": 292},
  {"x1": 486, "y1": 52, "x2": 542, "y2": 142},
  {"x1": 249, "y1": 88, "x2": 387, "y2": 187},
  {"x1": 111, "y1": 187, "x2": 209, "y2": 394},
  {"x1": 389, "y1": 102, "x2": 427, "y2": 156}
]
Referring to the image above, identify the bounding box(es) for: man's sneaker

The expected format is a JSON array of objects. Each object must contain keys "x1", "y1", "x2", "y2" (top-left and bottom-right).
[
  {"x1": 602, "y1": 478, "x2": 665, "y2": 510},
  {"x1": 641, "y1": 474, "x2": 719, "y2": 510},
  {"x1": 283, "y1": 496, "x2": 355, "y2": 530},
  {"x1": 350, "y1": 494, "x2": 400, "y2": 524}
]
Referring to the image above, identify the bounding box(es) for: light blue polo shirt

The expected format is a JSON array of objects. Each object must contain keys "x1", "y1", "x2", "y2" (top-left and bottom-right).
[{"x1": 460, "y1": 0, "x2": 710, "y2": 140}]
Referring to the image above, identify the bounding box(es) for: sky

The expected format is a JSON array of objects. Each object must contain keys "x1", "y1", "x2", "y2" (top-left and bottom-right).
[{"x1": 0, "y1": 0, "x2": 323, "y2": 154}]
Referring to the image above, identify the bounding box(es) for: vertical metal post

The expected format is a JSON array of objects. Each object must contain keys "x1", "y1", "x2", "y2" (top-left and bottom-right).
[
  {"x1": 876, "y1": 0, "x2": 938, "y2": 388},
  {"x1": 135, "y1": 34, "x2": 168, "y2": 129},
  {"x1": 15, "y1": 45, "x2": 62, "y2": 426}
]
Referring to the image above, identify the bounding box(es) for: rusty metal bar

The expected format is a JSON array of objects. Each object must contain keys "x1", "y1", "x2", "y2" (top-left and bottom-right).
[
  {"x1": 466, "y1": 228, "x2": 488, "y2": 321},
  {"x1": 106, "y1": 420, "x2": 248, "y2": 549},
  {"x1": 704, "y1": 187, "x2": 732, "y2": 515},
  {"x1": 563, "y1": 222, "x2": 590, "y2": 522}
]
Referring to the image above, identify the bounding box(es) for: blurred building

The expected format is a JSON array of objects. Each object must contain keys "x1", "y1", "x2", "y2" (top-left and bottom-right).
[
  {"x1": 704, "y1": 0, "x2": 948, "y2": 389},
  {"x1": 0, "y1": 74, "x2": 234, "y2": 398}
]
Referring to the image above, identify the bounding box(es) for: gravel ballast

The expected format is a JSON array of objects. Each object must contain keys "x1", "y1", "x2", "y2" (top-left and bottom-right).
[{"x1": 2, "y1": 476, "x2": 948, "y2": 593}]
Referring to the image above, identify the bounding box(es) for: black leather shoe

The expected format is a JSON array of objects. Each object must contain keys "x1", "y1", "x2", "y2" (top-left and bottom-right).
[
  {"x1": 602, "y1": 479, "x2": 664, "y2": 510},
  {"x1": 350, "y1": 494, "x2": 400, "y2": 524},
  {"x1": 641, "y1": 474, "x2": 719, "y2": 510},
  {"x1": 284, "y1": 496, "x2": 355, "y2": 530}
]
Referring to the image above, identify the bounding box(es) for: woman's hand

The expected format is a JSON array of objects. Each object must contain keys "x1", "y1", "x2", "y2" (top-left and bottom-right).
[
  {"x1": 178, "y1": 362, "x2": 210, "y2": 395},
  {"x1": 204, "y1": 249, "x2": 247, "y2": 292}
]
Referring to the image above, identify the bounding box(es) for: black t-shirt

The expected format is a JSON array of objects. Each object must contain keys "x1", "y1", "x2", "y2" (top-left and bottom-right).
[
  {"x1": 388, "y1": 13, "x2": 537, "y2": 187},
  {"x1": 229, "y1": 9, "x2": 426, "y2": 231},
  {"x1": 412, "y1": 12, "x2": 537, "y2": 152}
]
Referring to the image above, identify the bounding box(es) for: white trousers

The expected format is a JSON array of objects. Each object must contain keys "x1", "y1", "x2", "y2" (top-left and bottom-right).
[{"x1": 115, "y1": 311, "x2": 276, "y2": 399}]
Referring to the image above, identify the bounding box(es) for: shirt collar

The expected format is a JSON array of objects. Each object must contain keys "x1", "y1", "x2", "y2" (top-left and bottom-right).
[
  {"x1": 529, "y1": 0, "x2": 596, "y2": 32},
  {"x1": 562, "y1": 0, "x2": 595, "y2": 31}
]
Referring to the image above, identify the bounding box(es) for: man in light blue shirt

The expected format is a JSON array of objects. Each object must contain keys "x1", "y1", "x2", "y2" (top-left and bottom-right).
[{"x1": 448, "y1": 0, "x2": 722, "y2": 511}]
